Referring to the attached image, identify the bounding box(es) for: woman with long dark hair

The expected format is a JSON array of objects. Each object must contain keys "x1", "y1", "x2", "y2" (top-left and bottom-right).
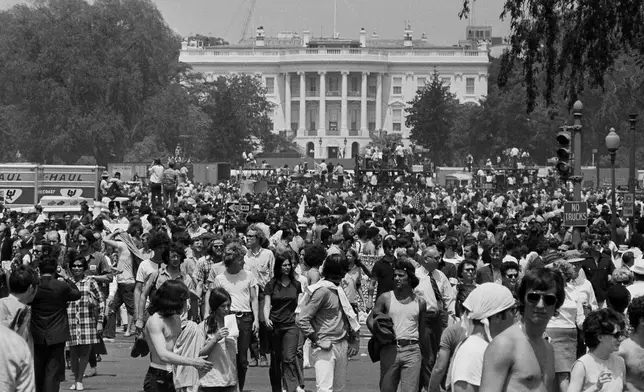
[
  {"x1": 199, "y1": 287, "x2": 237, "y2": 392},
  {"x1": 264, "y1": 253, "x2": 303, "y2": 392}
]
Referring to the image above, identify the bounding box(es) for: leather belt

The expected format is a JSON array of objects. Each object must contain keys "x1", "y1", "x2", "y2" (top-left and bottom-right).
[{"x1": 395, "y1": 339, "x2": 419, "y2": 347}]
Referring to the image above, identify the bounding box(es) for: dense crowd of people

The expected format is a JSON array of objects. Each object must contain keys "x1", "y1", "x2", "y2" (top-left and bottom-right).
[{"x1": 1, "y1": 158, "x2": 644, "y2": 392}]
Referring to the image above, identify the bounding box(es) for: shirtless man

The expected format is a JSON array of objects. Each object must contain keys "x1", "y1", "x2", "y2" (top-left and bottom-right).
[
  {"x1": 144, "y1": 279, "x2": 212, "y2": 392},
  {"x1": 618, "y1": 296, "x2": 644, "y2": 391},
  {"x1": 480, "y1": 268, "x2": 565, "y2": 392}
]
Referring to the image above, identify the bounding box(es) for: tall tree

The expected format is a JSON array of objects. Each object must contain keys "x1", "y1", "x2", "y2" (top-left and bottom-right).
[
  {"x1": 191, "y1": 74, "x2": 274, "y2": 164},
  {"x1": 459, "y1": 0, "x2": 644, "y2": 112},
  {"x1": 0, "y1": 0, "x2": 182, "y2": 165},
  {"x1": 405, "y1": 70, "x2": 457, "y2": 165}
]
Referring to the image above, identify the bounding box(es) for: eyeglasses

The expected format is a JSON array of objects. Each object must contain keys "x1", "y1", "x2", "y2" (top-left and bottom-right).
[
  {"x1": 462, "y1": 268, "x2": 475, "y2": 273},
  {"x1": 506, "y1": 273, "x2": 519, "y2": 279},
  {"x1": 605, "y1": 330, "x2": 623, "y2": 339},
  {"x1": 526, "y1": 293, "x2": 558, "y2": 307},
  {"x1": 71, "y1": 265, "x2": 84, "y2": 269},
  {"x1": 78, "y1": 240, "x2": 88, "y2": 244}
]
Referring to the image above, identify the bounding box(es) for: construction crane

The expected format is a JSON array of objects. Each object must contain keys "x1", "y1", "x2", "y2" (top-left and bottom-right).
[{"x1": 239, "y1": 0, "x2": 258, "y2": 43}]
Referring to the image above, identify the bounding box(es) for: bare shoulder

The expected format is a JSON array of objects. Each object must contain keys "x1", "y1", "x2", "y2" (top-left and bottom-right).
[{"x1": 487, "y1": 325, "x2": 521, "y2": 358}]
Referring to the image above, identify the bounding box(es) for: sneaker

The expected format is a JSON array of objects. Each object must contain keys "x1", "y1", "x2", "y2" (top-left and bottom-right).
[
  {"x1": 76, "y1": 382, "x2": 84, "y2": 391},
  {"x1": 103, "y1": 338, "x2": 115, "y2": 343},
  {"x1": 296, "y1": 387, "x2": 306, "y2": 392},
  {"x1": 84, "y1": 367, "x2": 97, "y2": 378},
  {"x1": 69, "y1": 384, "x2": 76, "y2": 390},
  {"x1": 259, "y1": 356, "x2": 269, "y2": 367},
  {"x1": 124, "y1": 331, "x2": 132, "y2": 338},
  {"x1": 248, "y1": 358, "x2": 258, "y2": 367}
]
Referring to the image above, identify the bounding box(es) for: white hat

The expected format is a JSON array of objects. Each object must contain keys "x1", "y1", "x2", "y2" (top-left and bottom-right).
[{"x1": 630, "y1": 258, "x2": 644, "y2": 275}]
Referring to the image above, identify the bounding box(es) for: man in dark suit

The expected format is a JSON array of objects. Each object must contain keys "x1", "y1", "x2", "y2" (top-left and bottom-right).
[
  {"x1": 476, "y1": 244, "x2": 504, "y2": 284},
  {"x1": 30, "y1": 255, "x2": 81, "y2": 392}
]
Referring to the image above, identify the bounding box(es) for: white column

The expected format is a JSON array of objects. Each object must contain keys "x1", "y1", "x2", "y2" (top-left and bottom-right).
[
  {"x1": 341, "y1": 71, "x2": 349, "y2": 133},
  {"x1": 375, "y1": 73, "x2": 383, "y2": 130},
  {"x1": 284, "y1": 73, "x2": 291, "y2": 133},
  {"x1": 318, "y1": 71, "x2": 326, "y2": 134},
  {"x1": 298, "y1": 72, "x2": 306, "y2": 132},
  {"x1": 360, "y1": 72, "x2": 368, "y2": 135}
]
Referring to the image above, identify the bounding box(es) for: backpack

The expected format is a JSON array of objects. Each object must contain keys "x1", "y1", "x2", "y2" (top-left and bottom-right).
[{"x1": 162, "y1": 169, "x2": 176, "y2": 189}]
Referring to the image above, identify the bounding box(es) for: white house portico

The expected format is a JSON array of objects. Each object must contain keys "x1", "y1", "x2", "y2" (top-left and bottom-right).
[{"x1": 180, "y1": 27, "x2": 490, "y2": 159}]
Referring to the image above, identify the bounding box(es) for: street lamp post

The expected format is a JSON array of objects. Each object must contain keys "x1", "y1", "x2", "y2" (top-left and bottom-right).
[
  {"x1": 629, "y1": 113, "x2": 637, "y2": 192},
  {"x1": 629, "y1": 113, "x2": 637, "y2": 235},
  {"x1": 605, "y1": 127, "x2": 620, "y2": 243}
]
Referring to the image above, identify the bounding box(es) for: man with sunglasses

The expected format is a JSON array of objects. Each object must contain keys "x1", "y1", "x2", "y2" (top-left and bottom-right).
[{"x1": 479, "y1": 267, "x2": 565, "y2": 392}]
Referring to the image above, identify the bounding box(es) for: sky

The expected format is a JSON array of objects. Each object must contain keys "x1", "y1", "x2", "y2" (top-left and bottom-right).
[{"x1": 0, "y1": 0, "x2": 511, "y2": 46}]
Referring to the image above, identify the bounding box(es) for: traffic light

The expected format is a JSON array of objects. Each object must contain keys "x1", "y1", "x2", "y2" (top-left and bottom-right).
[{"x1": 556, "y1": 127, "x2": 571, "y2": 181}]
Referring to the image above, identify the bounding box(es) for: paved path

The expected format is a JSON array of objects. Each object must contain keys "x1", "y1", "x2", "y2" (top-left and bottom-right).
[{"x1": 70, "y1": 329, "x2": 380, "y2": 392}]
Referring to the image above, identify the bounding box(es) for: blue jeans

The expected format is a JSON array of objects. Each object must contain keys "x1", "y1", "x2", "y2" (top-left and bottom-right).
[
  {"x1": 379, "y1": 343, "x2": 422, "y2": 392},
  {"x1": 269, "y1": 325, "x2": 300, "y2": 392},
  {"x1": 235, "y1": 312, "x2": 254, "y2": 392}
]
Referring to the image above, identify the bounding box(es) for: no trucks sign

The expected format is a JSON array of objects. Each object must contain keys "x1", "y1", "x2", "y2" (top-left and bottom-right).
[{"x1": 563, "y1": 202, "x2": 588, "y2": 227}]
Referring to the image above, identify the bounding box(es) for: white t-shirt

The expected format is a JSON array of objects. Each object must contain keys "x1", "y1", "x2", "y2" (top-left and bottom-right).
[
  {"x1": 135, "y1": 259, "x2": 159, "y2": 284},
  {"x1": 449, "y1": 335, "x2": 489, "y2": 389},
  {"x1": 210, "y1": 271, "x2": 258, "y2": 313},
  {"x1": 149, "y1": 165, "x2": 164, "y2": 184}
]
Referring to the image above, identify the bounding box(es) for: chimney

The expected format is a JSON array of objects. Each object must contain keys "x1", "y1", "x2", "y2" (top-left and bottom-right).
[
  {"x1": 404, "y1": 25, "x2": 413, "y2": 47},
  {"x1": 255, "y1": 26, "x2": 265, "y2": 47},
  {"x1": 303, "y1": 30, "x2": 311, "y2": 47},
  {"x1": 421, "y1": 33, "x2": 427, "y2": 42},
  {"x1": 359, "y1": 27, "x2": 367, "y2": 47}
]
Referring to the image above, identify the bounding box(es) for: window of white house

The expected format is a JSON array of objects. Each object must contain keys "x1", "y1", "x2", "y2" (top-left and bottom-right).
[
  {"x1": 393, "y1": 77, "x2": 403, "y2": 95},
  {"x1": 392, "y1": 109, "x2": 402, "y2": 131},
  {"x1": 466, "y1": 77, "x2": 475, "y2": 95},
  {"x1": 308, "y1": 77, "x2": 317, "y2": 92},
  {"x1": 368, "y1": 107, "x2": 376, "y2": 131},
  {"x1": 368, "y1": 77, "x2": 377, "y2": 96},
  {"x1": 328, "y1": 76, "x2": 340, "y2": 92},
  {"x1": 417, "y1": 77, "x2": 427, "y2": 90},
  {"x1": 291, "y1": 77, "x2": 300, "y2": 95},
  {"x1": 308, "y1": 108, "x2": 317, "y2": 130},
  {"x1": 265, "y1": 77, "x2": 275, "y2": 95},
  {"x1": 350, "y1": 108, "x2": 359, "y2": 130},
  {"x1": 351, "y1": 76, "x2": 359, "y2": 92}
]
